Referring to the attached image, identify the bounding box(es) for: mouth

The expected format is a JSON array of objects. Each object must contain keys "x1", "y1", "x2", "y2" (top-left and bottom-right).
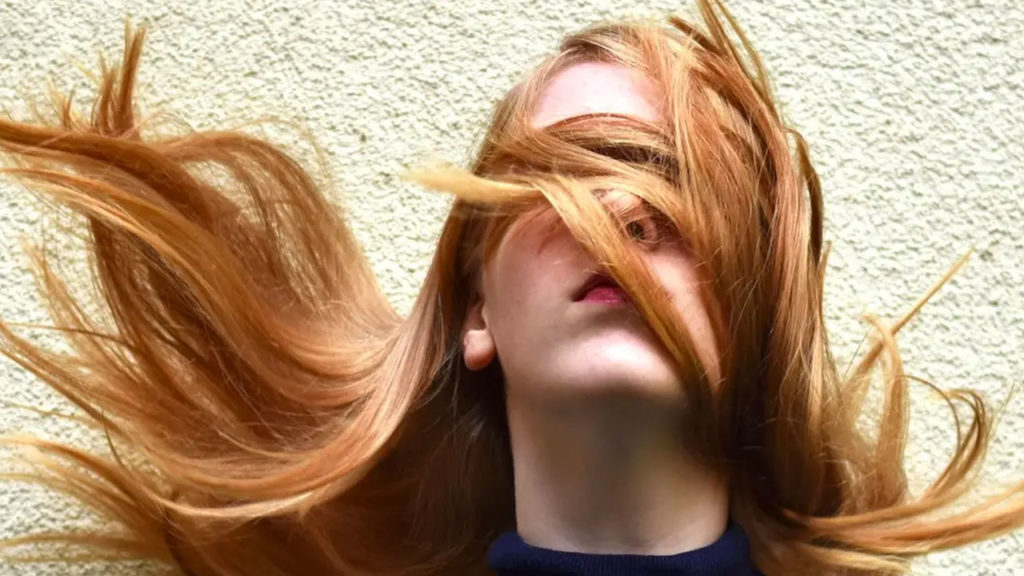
[{"x1": 573, "y1": 272, "x2": 630, "y2": 304}]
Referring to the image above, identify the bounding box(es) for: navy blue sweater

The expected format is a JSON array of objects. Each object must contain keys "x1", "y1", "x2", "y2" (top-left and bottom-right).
[{"x1": 486, "y1": 522, "x2": 764, "y2": 575}]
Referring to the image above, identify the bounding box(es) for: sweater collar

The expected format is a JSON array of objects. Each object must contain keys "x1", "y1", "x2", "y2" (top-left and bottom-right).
[{"x1": 485, "y1": 522, "x2": 761, "y2": 576}]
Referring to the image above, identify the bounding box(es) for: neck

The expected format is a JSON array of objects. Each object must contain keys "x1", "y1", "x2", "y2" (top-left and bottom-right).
[{"x1": 505, "y1": 391, "x2": 730, "y2": 555}]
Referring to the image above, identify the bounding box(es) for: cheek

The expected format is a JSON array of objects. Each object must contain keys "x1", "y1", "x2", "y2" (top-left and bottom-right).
[
  {"x1": 482, "y1": 223, "x2": 582, "y2": 342},
  {"x1": 659, "y1": 254, "x2": 723, "y2": 383},
  {"x1": 488, "y1": 215, "x2": 576, "y2": 305},
  {"x1": 488, "y1": 247, "x2": 566, "y2": 314},
  {"x1": 654, "y1": 246, "x2": 705, "y2": 308}
]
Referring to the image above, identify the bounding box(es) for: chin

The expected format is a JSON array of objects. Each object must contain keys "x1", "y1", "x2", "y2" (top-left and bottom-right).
[{"x1": 548, "y1": 345, "x2": 683, "y2": 400}]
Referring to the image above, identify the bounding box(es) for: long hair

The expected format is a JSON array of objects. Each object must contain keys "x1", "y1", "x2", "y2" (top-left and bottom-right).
[{"x1": 0, "y1": 1, "x2": 1021, "y2": 574}]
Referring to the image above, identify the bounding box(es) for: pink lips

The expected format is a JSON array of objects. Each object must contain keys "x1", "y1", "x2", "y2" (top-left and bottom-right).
[
  {"x1": 574, "y1": 272, "x2": 632, "y2": 305},
  {"x1": 581, "y1": 285, "x2": 630, "y2": 304}
]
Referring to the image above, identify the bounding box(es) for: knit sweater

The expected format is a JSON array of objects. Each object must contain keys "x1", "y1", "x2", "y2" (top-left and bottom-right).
[{"x1": 486, "y1": 522, "x2": 765, "y2": 576}]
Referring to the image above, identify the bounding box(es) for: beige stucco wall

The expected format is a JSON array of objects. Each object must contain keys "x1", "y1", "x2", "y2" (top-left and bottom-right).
[{"x1": 0, "y1": 0, "x2": 1021, "y2": 574}]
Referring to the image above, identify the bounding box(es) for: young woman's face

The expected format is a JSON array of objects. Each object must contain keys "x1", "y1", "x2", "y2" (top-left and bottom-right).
[{"x1": 462, "y1": 61, "x2": 722, "y2": 408}]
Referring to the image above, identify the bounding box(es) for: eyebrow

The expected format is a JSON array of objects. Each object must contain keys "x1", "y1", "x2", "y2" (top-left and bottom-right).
[
  {"x1": 542, "y1": 113, "x2": 675, "y2": 166},
  {"x1": 540, "y1": 111, "x2": 660, "y2": 132},
  {"x1": 585, "y1": 142, "x2": 671, "y2": 165}
]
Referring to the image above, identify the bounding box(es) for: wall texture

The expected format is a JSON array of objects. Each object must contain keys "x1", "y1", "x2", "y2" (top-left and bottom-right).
[{"x1": 0, "y1": 0, "x2": 1021, "y2": 574}]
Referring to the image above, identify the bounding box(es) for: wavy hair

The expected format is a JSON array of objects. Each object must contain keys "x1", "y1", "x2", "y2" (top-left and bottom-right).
[{"x1": 1, "y1": 1, "x2": 1022, "y2": 574}]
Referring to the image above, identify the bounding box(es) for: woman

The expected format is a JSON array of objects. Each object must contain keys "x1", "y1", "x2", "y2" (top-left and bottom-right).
[{"x1": 0, "y1": 0, "x2": 1021, "y2": 574}]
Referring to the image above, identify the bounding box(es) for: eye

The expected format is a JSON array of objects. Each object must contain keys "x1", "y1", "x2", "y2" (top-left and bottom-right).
[
  {"x1": 626, "y1": 218, "x2": 655, "y2": 242},
  {"x1": 624, "y1": 207, "x2": 684, "y2": 250},
  {"x1": 625, "y1": 212, "x2": 666, "y2": 245}
]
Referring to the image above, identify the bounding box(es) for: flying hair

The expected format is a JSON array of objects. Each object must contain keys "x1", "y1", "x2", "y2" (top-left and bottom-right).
[{"x1": 0, "y1": 1, "x2": 1022, "y2": 575}]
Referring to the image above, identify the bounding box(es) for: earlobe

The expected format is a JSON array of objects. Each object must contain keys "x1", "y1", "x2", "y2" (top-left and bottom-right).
[{"x1": 462, "y1": 300, "x2": 496, "y2": 371}]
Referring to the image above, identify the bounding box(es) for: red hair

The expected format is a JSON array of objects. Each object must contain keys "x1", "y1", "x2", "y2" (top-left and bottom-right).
[{"x1": 1, "y1": 2, "x2": 1022, "y2": 574}]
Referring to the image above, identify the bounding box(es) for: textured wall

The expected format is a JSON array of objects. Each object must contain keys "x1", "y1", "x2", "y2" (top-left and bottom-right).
[{"x1": 0, "y1": 0, "x2": 1022, "y2": 574}]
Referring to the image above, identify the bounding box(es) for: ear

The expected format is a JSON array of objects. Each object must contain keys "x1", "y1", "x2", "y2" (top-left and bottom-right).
[{"x1": 462, "y1": 297, "x2": 496, "y2": 371}]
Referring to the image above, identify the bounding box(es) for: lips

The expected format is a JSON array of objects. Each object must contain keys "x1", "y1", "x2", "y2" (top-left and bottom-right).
[{"x1": 573, "y1": 272, "x2": 625, "y2": 302}]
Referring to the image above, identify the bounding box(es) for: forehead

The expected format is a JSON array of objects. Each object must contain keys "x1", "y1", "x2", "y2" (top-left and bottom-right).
[{"x1": 529, "y1": 61, "x2": 662, "y2": 128}]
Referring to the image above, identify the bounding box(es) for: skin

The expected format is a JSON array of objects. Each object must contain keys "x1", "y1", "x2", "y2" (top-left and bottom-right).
[{"x1": 462, "y1": 61, "x2": 729, "y2": 555}]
